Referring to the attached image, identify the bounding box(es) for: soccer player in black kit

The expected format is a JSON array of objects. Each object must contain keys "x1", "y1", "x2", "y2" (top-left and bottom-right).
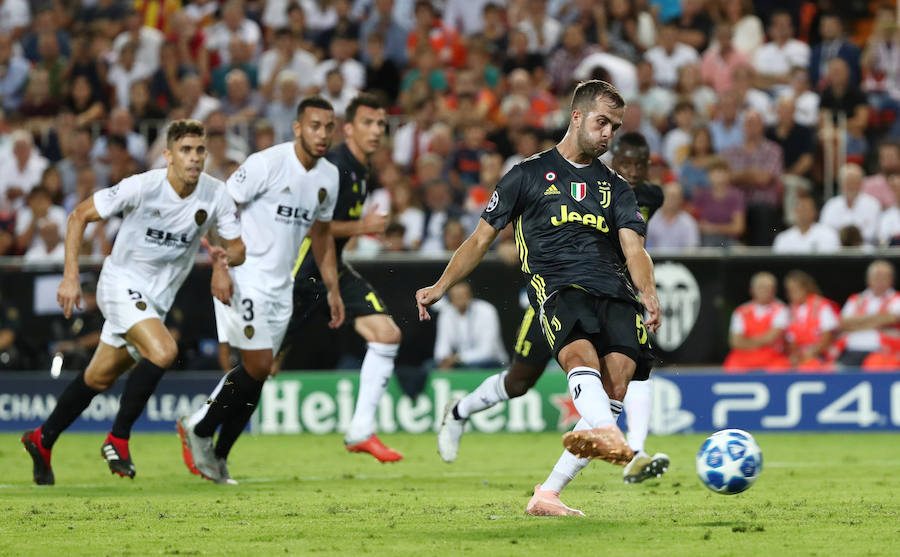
[
  {"x1": 276, "y1": 93, "x2": 404, "y2": 462},
  {"x1": 416, "y1": 80, "x2": 662, "y2": 516},
  {"x1": 436, "y1": 130, "x2": 669, "y2": 486}
]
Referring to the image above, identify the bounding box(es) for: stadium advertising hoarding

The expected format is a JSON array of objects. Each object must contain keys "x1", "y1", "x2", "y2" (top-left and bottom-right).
[{"x1": 2, "y1": 371, "x2": 899, "y2": 433}]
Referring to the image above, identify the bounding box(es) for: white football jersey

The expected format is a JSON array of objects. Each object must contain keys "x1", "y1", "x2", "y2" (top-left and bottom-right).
[
  {"x1": 226, "y1": 141, "x2": 339, "y2": 292},
  {"x1": 94, "y1": 168, "x2": 240, "y2": 311}
]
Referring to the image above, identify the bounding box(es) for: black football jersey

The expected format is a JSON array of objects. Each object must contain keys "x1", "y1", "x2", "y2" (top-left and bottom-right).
[
  {"x1": 634, "y1": 182, "x2": 663, "y2": 222},
  {"x1": 481, "y1": 147, "x2": 646, "y2": 309},
  {"x1": 295, "y1": 143, "x2": 370, "y2": 279}
]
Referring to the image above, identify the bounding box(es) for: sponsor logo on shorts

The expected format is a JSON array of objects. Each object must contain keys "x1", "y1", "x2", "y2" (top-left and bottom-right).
[
  {"x1": 244, "y1": 325, "x2": 255, "y2": 339},
  {"x1": 135, "y1": 301, "x2": 147, "y2": 311},
  {"x1": 194, "y1": 209, "x2": 207, "y2": 226}
]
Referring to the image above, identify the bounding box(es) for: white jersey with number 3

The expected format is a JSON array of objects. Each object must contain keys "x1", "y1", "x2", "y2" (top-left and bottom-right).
[
  {"x1": 226, "y1": 141, "x2": 339, "y2": 292},
  {"x1": 93, "y1": 168, "x2": 240, "y2": 311}
]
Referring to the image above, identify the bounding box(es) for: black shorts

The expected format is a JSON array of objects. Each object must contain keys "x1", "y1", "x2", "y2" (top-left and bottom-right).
[
  {"x1": 285, "y1": 265, "x2": 389, "y2": 340},
  {"x1": 541, "y1": 287, "x2": 655, "y2": 381},
  {"x1": 511, "y1": 305, "x2": 553, "y2": 368}
]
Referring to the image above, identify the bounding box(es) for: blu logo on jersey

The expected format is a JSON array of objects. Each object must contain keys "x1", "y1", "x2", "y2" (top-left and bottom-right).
[
  {"x1": 275, "y1": 204, "x2": 313, "y2": 224},
  {"x1": 145, "y1": 228, "x2": 192, "y2": 245}
]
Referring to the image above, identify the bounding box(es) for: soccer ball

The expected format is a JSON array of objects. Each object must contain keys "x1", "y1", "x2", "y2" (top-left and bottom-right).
[{"x1": 696, "y1": 429, "x2": 762, "y2": 495}]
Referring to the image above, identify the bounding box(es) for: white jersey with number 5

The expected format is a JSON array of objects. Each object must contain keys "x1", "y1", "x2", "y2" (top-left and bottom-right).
[
  {"x1": 226, "y1": 141, "x2": 339, "y2": 292},
  {"x1": 93, "y1": 168, "x2": 241, "y2": 311}
]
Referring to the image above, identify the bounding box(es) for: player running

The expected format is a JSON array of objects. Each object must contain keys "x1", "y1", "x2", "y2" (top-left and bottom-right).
[
  {"x1": 178, "y1": 97, "x2": 344, "y2": 484},
  {"x1": 274, "y1": 93, "x2": 403, "y2": 462},
  {"x1": 416, "y1": 80, "x2": 661, "y2": 516},
  {"x1": 22, "y1": 120, "x2": 245, "y2": 485},
  {"x1": 437, "y1": 130, "x2": 668, "y2": 484}
]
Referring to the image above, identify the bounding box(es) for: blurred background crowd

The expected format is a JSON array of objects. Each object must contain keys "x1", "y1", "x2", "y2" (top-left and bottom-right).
[{"x1": 1, "y1": 0, "x2": 899, "y2": 263}]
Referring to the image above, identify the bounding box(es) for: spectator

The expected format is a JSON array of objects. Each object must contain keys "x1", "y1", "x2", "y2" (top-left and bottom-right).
[
  {"x1": 820, "y1": 163, "x2": 881, "y2": 245},
  {"x1": 572, "y1": 47, "x2": 638, "y2": 99},
  {"x1": 502, "y1": 29, "x2": 545, "y2": 76},
  {"x1": 835, "y1": 260, "x2": 900, "y2": 368},
  {"x1": 772, "y1": 193, "x2": 840, "y2": 254},
  {"x1": 389, "y1": 180, "x2": 424, "y2": 250},
  {"x1": 220, "y1": 69, "x2": 264, "y2": 125},
  {"x1": 0, "y1": 130, "x2": 49, "y2": 210},
  {"x1": 17, "y1": 68, "x2": 61, "y2": 135},
  {"x1": 766, "y1": 95, "x2": 814, "y2": 224},
  {"x1": 364, "y1": 32, "x2": 401, "y2": 105},
  {"x1": 302, "y1": 0, "x2": 339, "y2": 38},
  {"x1": 547, "y1": 24, "x2": 601, "y2": 94},
  {"x1": 701, "y1": 23, "x2": 750, "y2": 94},
  {"x1": 730, "y1": 64, "x2": 772, "y2": 123},
  {"x1": 442, "y1": 218, "x2": 466, "y2": 252},
  {"x1": 876, "y1": 174, "x2": 900, "y2": 246},
  {"x1": 315, "y1": 0, "x2": 360, "y2": 52},
  {"x1": 753, "y1": 9, "x2": 810, "y2": 94},
  {"x1": 407, "y1": 0, "x2": 466, "y2": 67},
  {"x1": 783, "y1": 66, "x2": 819, "y2": 127},
  {"x1": 204, "y1": 130, "x2": 245, "y2": 181},
  {"x1": 506, "y1": 68, "x2": 560, "y2": 130},
  {"x1": 475, "y1": 2, "x2": 508, "y2": 57},
  {"x1": 646, "y1": 182, "x2": 700, "y2": 249},
  {"x1": 839, "y1": 225, "x2": 865, "y2": 248},
  {"x1": 861, "y1": 5, "x2": 900, "y2": 138},
  {"x1": 644, "y1": 20, "x2": 699, "y2": 89},
  {"x1": 783, "y1": 270, "x2": 840, "y2": 369},
  {"x1": 21, "y1": 8, "x2": 70, "y2": 65},
  {"x1": 128, "y1": 80, "x2": 167, "y2": 145},
  {"x1": 676, "y1": 0, "x2": 714, "y2": 52},
  {"x1": 266, "y1": 70, "x2": 303, "y2": 144},
  {"x1": 0, "y1": 290, "x2": 21, "y2": 369},
  {"x1": 178, "y1": 73, "x2": 221, "y2": 123},
  {"x1": 57, "y1": 127, "x2": 106, "y2": 197},
  {"x1": 517, "y1": 0, "x2": 562, "y2": 56},
  {"x1": 819, "y1": 58, "x2": 869, "y2": 158},
  {"x1": 14, "y1": 185, "x2": 67, "y2": 258},
  {"x1": 65, "y1": 74, "x2": 106, "y2": 129},
  {"x1": 106, "y1": 135, "x2": 140, "y2": 184},
  {"x1": 90, "y1": 108, "x2": 148, "y2": 167},
  {"x1": 359, "y1": 0, "x2": 409, "y2": 66},
  {"x1": 502, "y1": 128, "x2": 540, "y2": 174},
  {"x1": 316, "y1": 33, "x2": 366, "y2": 91},
  {"x1": 723, "y1": 271, "x2": 791, "y2": 371},
  {"x1": 321, "y1": 69, "x2": 358, "y2": 119},
  {"x1": 420, "y1": 180, "x2": 463, "y2": 254},
  {"x1": 210, "y1": 38, "x2": 259, "y2": 98},
  {"x1": 693, "y1": 157, "x2": 745, "y2": 247},
  {"x1": 709, "y1": 90, "x2": 744, "y2": 152},
  {"x1": 382, "y1": 221, "x2": 407, "y2": 252},
  {"x1": 206, "y1": 0, "x2": 262, "y2": 66},
  {"x1": 34, "y1": 33, "x2": 68, "y2": 100},
  {"x1": 674, "y1": 63, "x2": 717, "y2": 121},
  {"x1": 809, "y1": 12, "x2": 861, "y2": 90},
  {"x1": 630, "y1": 60, "x2": 676, "y2": 131},
  {"x1": 148, "y1": 41, "x2": 193, "y2": 112},
  {"x1": 433, "y1": 281, "x2": 508, "y2": 369},
  {"x1": 0, "y1": 0, "x2": 29, "y2": 40},
  {"x1": 863, "y1": 140, "x2": 900, "y2": 209},
  {"x1": 107, "y1": 41, "x2": 153, "y2": 108},
  {"x1": 661, "y1": 100, "x2": 695, "y2": 174},
  {"x1": 718, "y1": 0, "x2": 763, "y2": 56},
  {"x1": 392, "y1": 96, "x2": 437, "y2": 169},
  {"x1": 678, "y1": 126, "x2": 714, "y2": 199},
  {"x1": 0, "y1": 33, "x2": 29, "y2": 112},
  {"x1": 449, "y1": 121, "x2": 494, "y2": 189},
  {"x1": 112, "y1": 8, "x2": 164, "y2": 73},
  {"x1": 258, "y1": 28, "x2": 317, "y2": 100}
]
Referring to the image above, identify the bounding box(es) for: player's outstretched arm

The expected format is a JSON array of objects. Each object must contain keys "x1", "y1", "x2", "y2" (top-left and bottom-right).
[
  {"x1": 309, "y1": 220, "x2": 345, "y2": 328},
  {"x1": 415, "y1": 219, "x2": 499, "y2": 321},
  {"x1": 619, "y1": 227, "x2": 661, "y2": 333},
  {"x1": 58, "y1": 197, "x2": 103, "y2": 318}
]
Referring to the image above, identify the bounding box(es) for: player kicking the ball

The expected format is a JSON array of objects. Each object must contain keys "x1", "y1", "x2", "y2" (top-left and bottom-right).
[
  {"x1": 417, "y1": 80, "x2": 661, "y2": 516},
  {"x1": 178, "y1": 97, "x2": 344, "y2": 484},
  {"x1": 274, "y1": 94, "x2": 403, "y2": 462},
  {"x1": 22, "y1": 120, "x2": 245, "y2": 485},
  {"x1": 436, "y1": 131, "x2": 669, "y2": 485}
]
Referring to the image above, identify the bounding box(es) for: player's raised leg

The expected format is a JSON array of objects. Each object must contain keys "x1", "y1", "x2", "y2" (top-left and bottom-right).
[
  {"x1": 102, "y1": 318, "x2": 179, "y2": 478},
  {"x1": 345, "y1": 313, "x2": 402, "y2": 461},
  {"x1": 622, "y1": 379, "x2": 669, "y2": 483},
  {"x1": 23, "y1": 341, "x2": 135, "y2": 485}
]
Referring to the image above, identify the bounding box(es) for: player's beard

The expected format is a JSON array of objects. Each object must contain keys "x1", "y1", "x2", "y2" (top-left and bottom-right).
[
  {"x1": 577, "y1": 123, "x2": 606, "y2": 160},
  {"x1": 300, "y1": 134, "x2": 325, "y2": 161}
]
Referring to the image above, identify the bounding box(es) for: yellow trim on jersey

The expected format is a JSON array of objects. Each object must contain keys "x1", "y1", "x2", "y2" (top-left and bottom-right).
[
  {"x1": 514, "y1": 216, "x2": 530, "y2": 273},
  {"x1": 515, "y1": 306, "x2": 535, "y2": 355},
  {"x1": 292, "y1": 237, "x2": 312, "y2": 277},
  {"x1": 530, "y1": 274, "x2": 548, "y2": 305}
]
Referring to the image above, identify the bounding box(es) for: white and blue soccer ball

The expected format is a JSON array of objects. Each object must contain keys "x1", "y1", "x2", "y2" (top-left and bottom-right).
[{"x1": 696, "y1": 429, "x2": 762, "y2": 495}]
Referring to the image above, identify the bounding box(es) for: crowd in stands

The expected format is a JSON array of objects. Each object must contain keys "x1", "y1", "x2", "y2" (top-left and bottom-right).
[{"x1": 0, "y1": 0, "x2": 899, "y2": 261}]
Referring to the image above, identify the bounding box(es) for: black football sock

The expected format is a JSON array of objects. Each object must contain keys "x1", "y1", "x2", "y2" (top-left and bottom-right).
[
  {"x1": 110, "y1": 359, "x2": 167, "y2": 440},
  {"x1": 194, "y1": 366, "x2": 262, "y2": 438},
  {"x1": 41, "y1": 372, "x2": 102, "y2": 449},
  {"x1": 213, "y1": 382, "x2": 263, "y2": 459}
]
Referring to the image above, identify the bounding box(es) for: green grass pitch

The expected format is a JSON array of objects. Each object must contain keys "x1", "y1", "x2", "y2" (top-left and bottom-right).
[{"x1": 0, "y1": 432, "x2": 897, "y2": 556}]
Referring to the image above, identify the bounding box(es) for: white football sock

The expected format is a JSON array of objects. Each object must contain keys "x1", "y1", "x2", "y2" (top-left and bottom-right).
[
  {"x1": 346, "y1": 342, "x2": 398, "y2": 444},
  {"x1": 567, "y1": 366, "x2": 615, "y2": 428},
  {"x1": 187, "y1": 374, "x2": 228, "y2": 428},
  {"x1": 542, "y1": 418, "x2": 590, "y2": 493},
  {"x1": 624, "y1": 379, "x2": 651, "y2": 453},
  {"x1": 610, "y1": 399, "x2": 623, "y2": 420},
  {"x1": 456, "y1": 370, "x2": 509, "y2": 419}
]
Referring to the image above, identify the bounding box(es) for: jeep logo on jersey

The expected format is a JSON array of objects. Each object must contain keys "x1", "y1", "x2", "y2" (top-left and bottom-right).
[
  {"x1": 654, "y1": 261, "x2": 701, "y2": 351},
  {"x1": 550, "y1": 205, "x2": 609, "y2": 232},
  {"x1": 570, "y1": 182, "x2": 587, "y2": 201},
  {"x1": 145, "y1": 228, "x2": 192, "y2": 245},
  {"x1": 194, "y1": 209, "x2": 207, "y2": 226}
]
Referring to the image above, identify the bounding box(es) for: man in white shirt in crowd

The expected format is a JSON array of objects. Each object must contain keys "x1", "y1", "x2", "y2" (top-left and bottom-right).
[
  {"x1": 646, "y1": 182, "x2": 699, "y2": 249},
  {"x1": 877, "y1": 174, "x2": 900, "y2": 245},
  {"x1": 14, "y1": 185, "x2": 68, "y2": 257},
  {"x1": 836, "y1": 260, "x2": 900, "y2": 366},
  {"x1": 0, "y1": 129, "x2": 49, "y2": 210},
  {"x1": 773, "y1": 193, "x2": 840, "y2": 253},
  {"x1": 433, "y1": 282, "x2": 507, "y2": 369},
  {"x1": 753, "y1": 9, "x2": 810, "y2": 95},
  {"x1": 820, "y1": 163, "x2": 882, "y2": 244},
  {"x1": 112, "y1": 8, "x2": 163, "y2": 74},
  {"x1": 258, "y1": 27, "x2": 317, "y2": 100},
  {"x1": 643, "y1": 21, "x2": 699, "y2": 89},
  {"x1": 206, "y1": 0, "x2": 262, "y2": 65}
]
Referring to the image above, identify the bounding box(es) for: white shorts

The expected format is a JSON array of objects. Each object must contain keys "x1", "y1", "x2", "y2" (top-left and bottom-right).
[
  {"x1": 220, "y1": 282, "x2": 293, "y2": 353},
  {"x1": 213, "y1": 296, "x2": 229, "y2": 343},
  {"x1": 96, "y1": 270, "x2": 166, "y2": 349}
]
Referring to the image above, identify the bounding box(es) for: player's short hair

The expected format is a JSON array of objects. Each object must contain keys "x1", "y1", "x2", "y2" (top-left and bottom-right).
[
  {"x1": 612, "y1": 132, "x2": 650, "y2": 159},
  {"x1": 345, "y1": 93, "x2": 384, "y2": 124},
  {"x1": 296, "y1": 96, "x2": 334, "y2": 120},
  {"x1": 570, "y1": 80, "x2": 625, "y2": 113},
  {"x1": 166, "y1": 119, "x2": 205, "y2": 147}
]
